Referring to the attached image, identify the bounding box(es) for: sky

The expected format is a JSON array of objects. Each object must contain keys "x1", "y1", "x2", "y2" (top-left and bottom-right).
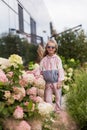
[{"x1": 43, "y1": 0, "x2": 87, "y2": 33}]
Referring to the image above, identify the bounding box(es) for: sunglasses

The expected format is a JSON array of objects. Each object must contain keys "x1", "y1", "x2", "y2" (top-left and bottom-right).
[{"x1": 47, "y1": 46, "x2": 55, "y2": 49}]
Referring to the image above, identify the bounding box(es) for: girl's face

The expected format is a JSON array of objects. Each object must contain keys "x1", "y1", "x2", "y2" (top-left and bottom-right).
[{"x1": 46, "y1": 42, "x2": 56, "y2": 56}]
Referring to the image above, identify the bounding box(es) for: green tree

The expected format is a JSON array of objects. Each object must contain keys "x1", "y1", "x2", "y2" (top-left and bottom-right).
[
  {"x1": 56, "y1": 30, "x2": 87, "y2": 64},
  {"x1": 0, "y1": 34, "x2": 38, "y2": 65},
  {"x1": 0, "y1": 35, "x2": 22, "y2": 58}
]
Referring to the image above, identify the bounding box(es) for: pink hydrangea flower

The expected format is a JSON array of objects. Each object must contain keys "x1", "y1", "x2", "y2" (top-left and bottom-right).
[
  {"x1": 13, "y1": 106, "x2": 24, "y2": 119},
  {"x1": 19, "y1": 78, "x2": 28, "y2": 87},
  {"x1": 24, "y1": 101, "x2": 29, "y2": 106},
  {"x1": 0, "y1": 69, "x2": 8, "y2": 83},
  {"x1": 26, "y1": 87, "x2": 37, "y2": 96},
  {"x1": 22, "y1": 72, "x2": 35, "y2": 85},
  {"x1": 13, "y1": 87, "x2": 26, "y2": 101},
  {"x1": 29, "y1": 95, "x2": 36, "y2": 102},
  {"x1": 29, "y1": 95, "x2": 43, "y2": 103},
  {"x1": 35, "y1": 96, "x2": 43, "y2": 103},
  {"x1": 32, "y1": 68, "x2": 40, "y2": 77},
  {"x1": 16, "y1": 120, "x2": 31, "y2": 130}
]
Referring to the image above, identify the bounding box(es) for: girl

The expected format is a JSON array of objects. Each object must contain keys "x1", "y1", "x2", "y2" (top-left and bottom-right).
[{"x1": 40, "y1": 39, "x2": 64, "y2": 112}]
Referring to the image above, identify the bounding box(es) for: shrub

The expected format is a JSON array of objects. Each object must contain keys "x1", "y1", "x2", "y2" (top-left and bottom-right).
[
  {"x1": 0, "y1": 54, "x2": 54, "y2": 130},
  {"x1": 57, "y1": 30, "x2": 87, "y2": 64},
  {"x1": 61, "y1": 56, "x2": 80, "y2": 95},
  {"x1": 0, "y1": 35, "x2": 38, "y2": 66},
  {"x1": 66, "y1": 69, "x2": 87, "y2": 130}
]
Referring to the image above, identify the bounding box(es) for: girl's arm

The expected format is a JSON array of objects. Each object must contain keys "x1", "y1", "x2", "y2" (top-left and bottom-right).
[{"x1": 57, "y1": 57, "x2": 64, "y2": 88}]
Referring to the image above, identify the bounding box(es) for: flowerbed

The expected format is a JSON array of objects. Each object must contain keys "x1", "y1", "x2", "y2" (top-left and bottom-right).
[{"x1": 0, "y1": 54, "x2": 54, "y2": 130}]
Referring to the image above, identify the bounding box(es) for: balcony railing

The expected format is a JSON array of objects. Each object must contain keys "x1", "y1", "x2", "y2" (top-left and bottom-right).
[{"x1": 9, "y1": 28, "x2": 43, "y2": 45}]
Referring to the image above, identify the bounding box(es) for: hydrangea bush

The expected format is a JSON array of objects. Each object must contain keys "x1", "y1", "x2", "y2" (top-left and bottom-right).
[
  {"x1": 61, "y1": 57, "x2": 80, "y2": 95},
  {"x1": 0, "y1": 54, "x2": 54, "y2": 129},
  {"x1": 62, "y1": 65, "x2": 74, "y2": 94}
]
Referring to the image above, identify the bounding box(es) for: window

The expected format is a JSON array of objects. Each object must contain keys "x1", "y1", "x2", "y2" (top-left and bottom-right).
[
  {"x1": 18, "y1": 4, "x2": 24, "y2": 32},
  {"x1": 30, "y1": 17, "x2": 36, "y2": 44}
]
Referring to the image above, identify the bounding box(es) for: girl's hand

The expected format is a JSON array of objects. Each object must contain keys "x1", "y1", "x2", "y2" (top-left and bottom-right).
[{"x1": 57, "y1": 81, "x2": 63, "y2": 89}]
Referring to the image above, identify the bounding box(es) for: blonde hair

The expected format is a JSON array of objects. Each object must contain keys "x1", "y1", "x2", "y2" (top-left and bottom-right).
[
  {"x1": 43, "y1": 39, "x2": 58, "y2": 57},
  {"x1": 37, "y1": 44, "x2": 44, "y2": 61}
]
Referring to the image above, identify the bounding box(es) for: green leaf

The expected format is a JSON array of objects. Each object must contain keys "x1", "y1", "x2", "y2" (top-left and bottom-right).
[
  {"x1": 2, "y1": 108, "x2": 10, "y2": 117},
  {"x1": 0, "y1": 82, "x2": 4, "y2": 86},
  {"x1": 0, "y1": 102, "x2": 5, "y2": 112},
  {"x1": 0, "y1": 125, "x2": 3, "y2": 130},
  {"x1": 27, "y1": 100, "x2": 33, "y2": 110}
]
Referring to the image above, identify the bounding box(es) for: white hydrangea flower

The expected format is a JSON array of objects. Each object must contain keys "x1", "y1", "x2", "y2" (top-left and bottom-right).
[
  {"x1": 37, "y1": 102, "x2": 54, "y2": 117},
  {"x1": 67, "y1": 68, "x2": 73, "y2": 73},
  {"x1": 68, "y1": 72, "x2": 73, "y2": 77},
  {"x1": 64, "y1": 76, "x2": 68, "y2": 81},
  {"x1": 9, "y1": 54, "x2": 23, "y2": 67},
  {"x1": 33, "y1": 63, "x2": 39, "y2": 69},
  {"x1": 0, "y1": 58, "x2": 10, "y2": 69},
  {"x1": 63, "y1": 85, "x2": 69, "y2": 91}
]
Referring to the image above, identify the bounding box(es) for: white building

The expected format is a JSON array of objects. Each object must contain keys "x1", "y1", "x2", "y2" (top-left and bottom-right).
[{"x1": 0, "y1": 0, "x2": 52, "y2": 44}]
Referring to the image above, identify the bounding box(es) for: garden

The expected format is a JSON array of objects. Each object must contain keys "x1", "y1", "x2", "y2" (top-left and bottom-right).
[{"x1": 0, "y1": 30, "x2": 87, "y2": 130}]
